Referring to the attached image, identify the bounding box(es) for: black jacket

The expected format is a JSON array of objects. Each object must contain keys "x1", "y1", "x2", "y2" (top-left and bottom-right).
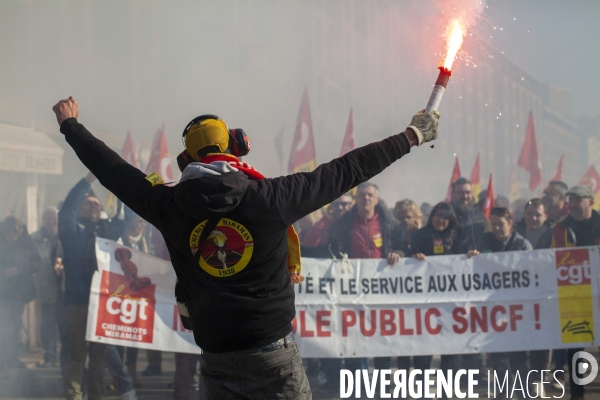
[
  {"x1": 514, "y1": 218, "x2": 555, "y2": 233},
  {"x1": 537, "y1": 210, "x2": 600, "y2": 249},
  {"x1": 514, "y1": 218, "x2": 554, "y2": 249},
  {"x1": 451, "y1": 203, "x2": 488, "y2": 250},
  {"x1": 476, "y1": 231, "x2": 532, "y2": 253},
  {"x1": 0, "y1": 231, "x2": 40, "y2": 303},
  {"x1": 60, "y1": 118, "x2": 413, "y2": 352},
  {"x1": 410, "y1": 225, "x2": 469, "y2": 256}
]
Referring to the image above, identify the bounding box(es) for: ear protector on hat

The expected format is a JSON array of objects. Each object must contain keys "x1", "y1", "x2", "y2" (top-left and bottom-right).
[{"x1": 176, "y1": 114, "x2": 251, "y2": 172}]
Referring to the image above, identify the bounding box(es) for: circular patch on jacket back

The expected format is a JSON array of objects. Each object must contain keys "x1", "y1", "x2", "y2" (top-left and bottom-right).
[{"x1": 189, "y1": 218, "x2": 254, "y2": 277}]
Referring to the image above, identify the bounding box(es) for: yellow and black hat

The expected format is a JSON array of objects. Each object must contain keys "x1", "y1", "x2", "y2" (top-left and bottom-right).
[{"x1": 184, "y1": 117, "x2": 230, "y2": 162}]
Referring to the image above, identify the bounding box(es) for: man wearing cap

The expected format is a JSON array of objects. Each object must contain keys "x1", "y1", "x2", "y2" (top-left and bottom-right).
[
  {"x1": 537, "y1": 185, "x2": 600, "y2": 400},
  {"x1": 538, "y1": 185, "x2": 599, "y2": 249},
  {"x1": 52, "y1": 97, "x2": 440, "y2": 399}
]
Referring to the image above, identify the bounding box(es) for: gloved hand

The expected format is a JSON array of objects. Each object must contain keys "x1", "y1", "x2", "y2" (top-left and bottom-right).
[{"x1": 407, "y1": 109, "x2": 441, "y2": 145}]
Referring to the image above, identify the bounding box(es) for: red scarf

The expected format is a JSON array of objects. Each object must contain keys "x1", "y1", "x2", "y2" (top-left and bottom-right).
[
  {"x1": 203, "y1": 154, "x2": 266, "y2": 180},
  {"x1": 201, "y1": 154, "x2": 303, "y2": 284}
]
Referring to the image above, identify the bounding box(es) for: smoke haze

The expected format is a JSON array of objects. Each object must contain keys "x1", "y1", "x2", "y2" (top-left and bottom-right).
[
  {"x1": 0, "y1": 1, "x2": 599, "y2": 396},
  {"x1": 0, "y1": 0, "x2": 598, "y2": 217}
]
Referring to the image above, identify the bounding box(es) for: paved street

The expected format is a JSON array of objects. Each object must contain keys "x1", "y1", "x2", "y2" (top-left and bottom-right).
[{"x1": 1, "y1": 349, "x2": 599, "y2": 399}]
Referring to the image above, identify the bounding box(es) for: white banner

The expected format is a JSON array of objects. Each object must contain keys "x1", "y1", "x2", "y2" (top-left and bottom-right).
[
  {"x1": 87, "y1": 239, "x2": 600, "y2": 357},
  {"x1": 86, "y1": 239, "x2": 200, "y2": 354}
]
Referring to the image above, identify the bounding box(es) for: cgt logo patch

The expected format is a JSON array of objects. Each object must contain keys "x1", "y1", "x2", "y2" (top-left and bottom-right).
[
  {"x1": 95, "y1": 251, "x2": 156, "y2": 343},
  {"x1": 189, "y1": 218, "x2": 254, "y2": 278}
]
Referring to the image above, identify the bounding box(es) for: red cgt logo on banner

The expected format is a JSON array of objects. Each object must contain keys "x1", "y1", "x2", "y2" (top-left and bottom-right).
[
  {"x1": 95, "y1": 248, "x2": 156, "y2": 343},
  {"x1": 555, "y1": 248, "x2": 591, "y2": 286}
]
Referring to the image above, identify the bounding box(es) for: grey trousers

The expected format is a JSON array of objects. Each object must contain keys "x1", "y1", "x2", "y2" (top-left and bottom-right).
[
  {"x1": 64, "y1": 303, "x2": 107, "y2": 400},
  {"x1": 201, "y1": 339, "x2": 311, "y2": 399}
]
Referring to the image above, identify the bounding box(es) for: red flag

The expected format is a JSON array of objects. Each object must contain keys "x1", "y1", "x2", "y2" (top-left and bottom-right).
[
  {"x1": 470, "y1": 153, "x2": 481, "y2": 200},
  {"x1": 339, "y1": 108, "x2": 355, "y2": 157},
  {"x1": 550, "y1": 154, "x2": 564, "y2": 182},
  {"x1": 579, "y1": 164, "x2": 600, "y2": 190},
  {"x1": 145, "y1": 124, "x2": 174, "y2": 182},
  {"x1": 121, "y1": 131, "x2": 140, "y2": 169},
  {"x1": 445, "y1": 157, "x2": 461, "y2": 202},
  {"x1": 579, "y1": 164, "x2": 600, "y2": 195},
  {"x1": 288, "y1": 87, "x2": 317, "y2": 173},
  {"x1": 482, "y1": 174, "x2": 495, "y2": 219},
  {"x1": 517, "y1": 111, "x2": 543, "y2": 191},
  {"x1": 579, "y1": 165, "x2": 600, "y2": 211}
]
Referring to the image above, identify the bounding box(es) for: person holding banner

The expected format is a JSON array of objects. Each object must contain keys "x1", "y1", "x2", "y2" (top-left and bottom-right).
[
  {"x1": 411, "y1": 202, "x2": 469, "y2": 259},
  {"x1": 52, "y1": 96, "x2": 440, "y2": 399},
  {"x1": 467, "y1": 207, "x2": 532, "y2": 256},
  {"x1": 449, "y1": 177, "x2": 488, "y2": 249},
  {"x1": 514, "y1": 198, "x2": 553, "y2": 249},
  {"x1": 514, "y1": 198, "x2": 554, "y2": 377},
  {"x1": 58, "y1": 174, "x2": 134, "y2": 400},
  {"x1": 538, "y1": 185, "x2": 600, "y2": 400},
  {"x1": 302, "y1": 193, "x2": 353, "y2": 247},
  {"x1": 392, "y1": 198, "x2": 424, "y2": 256},
  {"x1": 314, "y1": 182, "x2": 404, "y2": 389},
  {"x1": 468, "y1": 207, "x2": 532, "y2": 398},
  {"x1": 117, "y1": 215, "x2": 151, "y2": 388},
  {"x1": 541, "y1": 181, "x2": 570, "y2": 223},
  {"x1": 408, "y1": 201, "x2": 468, "y2": 398}
]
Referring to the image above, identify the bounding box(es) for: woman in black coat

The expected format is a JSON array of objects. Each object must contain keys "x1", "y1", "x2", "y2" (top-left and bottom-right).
[
  {"x1": 411, "y1": 202, "x2": 467, "y2": 260},
  {"x1": 399, "y1": 202, "x2": 468, "y2": 397}
]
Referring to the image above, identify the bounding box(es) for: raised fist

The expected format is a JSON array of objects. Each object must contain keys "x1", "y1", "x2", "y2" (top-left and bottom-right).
[{"x1": 52, "y1": 96, "x2": 79, "y2": 126}]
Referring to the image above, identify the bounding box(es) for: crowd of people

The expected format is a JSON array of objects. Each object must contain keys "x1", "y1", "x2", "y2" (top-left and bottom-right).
[
  {"x1": 0, "y1": 171, "x2": 598, "y2": 399},
  {"x1": 0, "y1": 175, "x2": 204, "y2": 400},
  {"x1": 297, "y1": 178, "x2": 599, "y2": 400}
]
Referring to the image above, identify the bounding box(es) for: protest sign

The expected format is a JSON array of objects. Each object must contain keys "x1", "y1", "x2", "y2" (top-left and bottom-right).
[
  {"x1": 86, "y1": 239, "x2": 200, "y2": 354},
  {"x1": 87, "y1": 239, "x2": 600, "y2": 357}
]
